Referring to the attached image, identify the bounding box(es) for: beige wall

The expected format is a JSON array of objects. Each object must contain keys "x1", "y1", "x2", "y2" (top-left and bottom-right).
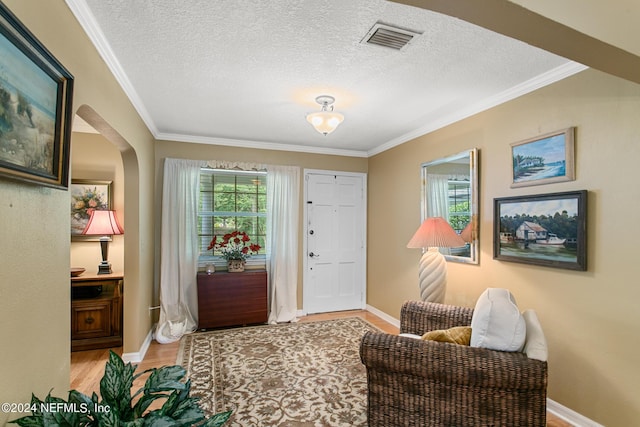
[
  {"x1": 70, "y1": 132, "x2": 125, "y2": 273},
  {"x1": 2, "y1": 1, "x2": 638, "y2": 426},
  {"x1": 368, "y1": 68, "x2": 640, "y2": 425},
  {"x1": 153, "y1": 141, "x2": 368, "y2": 308},
  {"x1": 0, "y1": 1, "x2": 155, "y2": 421},
  {"x1": 511, "y1": 0, "x2": 640, "y2": 58}
]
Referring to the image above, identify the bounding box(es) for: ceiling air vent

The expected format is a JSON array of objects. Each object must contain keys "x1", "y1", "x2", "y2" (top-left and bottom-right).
[{"x1": 361, "y1": 22, "x2": 422, "y2": 51}]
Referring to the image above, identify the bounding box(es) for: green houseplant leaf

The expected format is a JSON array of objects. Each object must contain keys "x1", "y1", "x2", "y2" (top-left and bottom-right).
[
  {"x1": 10, "y1": 351, "x2": 231, "y2": 427},
  {"x1": 100, "y1": 350, "x2": 136, "y2": 420}
]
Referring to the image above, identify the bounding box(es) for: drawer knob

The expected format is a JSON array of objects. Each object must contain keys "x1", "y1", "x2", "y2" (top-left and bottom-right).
[{"x1": 85, "y1": 317, "x2": 95, "y2": 324}]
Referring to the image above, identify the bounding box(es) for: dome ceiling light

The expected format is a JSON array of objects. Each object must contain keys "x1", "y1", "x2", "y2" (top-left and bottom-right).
[{"x1": 306, "y1": 95, "x2": 344, "y2": 136}]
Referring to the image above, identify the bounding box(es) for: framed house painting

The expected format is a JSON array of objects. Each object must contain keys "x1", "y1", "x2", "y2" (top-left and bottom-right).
[
  {"x1": 494, "y1": 190, "x2": 587, "y2": 271},
  {"x1": 71, "y1": 180, "x2": 112, "y2": 241},
  {"x1": 511, "y1": 127, "x2": 575, "y2": 188},
  {"x1": 0, "y1": 3, "x2": 74, "y2": 189}
]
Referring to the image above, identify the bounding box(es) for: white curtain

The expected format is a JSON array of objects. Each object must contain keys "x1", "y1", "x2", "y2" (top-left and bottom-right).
[
  {"x1": 266, "y1": 165, "x2": 300, "y2": 323},
  {"x1": 155, "y1": 158, "x2": 205, "y2": 344},
  {"x1": 427, "y1": 173, "x2": 450, "y2": 219},
  {"x1": 427, "y1": 173, "x2": 451, "y2": 255}
]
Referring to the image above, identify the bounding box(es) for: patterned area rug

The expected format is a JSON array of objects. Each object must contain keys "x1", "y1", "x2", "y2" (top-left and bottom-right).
[{"x1": 177, "y1": 317, "x2": 380, "y2": 426}]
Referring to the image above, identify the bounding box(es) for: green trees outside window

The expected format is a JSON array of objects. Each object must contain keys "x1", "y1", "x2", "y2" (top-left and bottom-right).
[
  {"x1": 198, "y1": 170, "x2": 267, "y2": 260},
  {"x1": 448, "y1": 180, "x2": 471, "y2": 232}
]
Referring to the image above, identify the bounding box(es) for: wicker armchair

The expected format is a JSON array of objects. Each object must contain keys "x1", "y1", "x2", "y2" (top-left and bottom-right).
[{"x1": 360, "y1": 301, "x2": 548, "y2": 427}]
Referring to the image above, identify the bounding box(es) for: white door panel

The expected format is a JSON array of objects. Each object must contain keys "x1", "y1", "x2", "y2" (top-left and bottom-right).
[
  {"x1": 304, "y1": 171, "x2": 366, "y2": 314},
  {"x1": 311, "y1": 262, "x2": 333, "y2": 299}
]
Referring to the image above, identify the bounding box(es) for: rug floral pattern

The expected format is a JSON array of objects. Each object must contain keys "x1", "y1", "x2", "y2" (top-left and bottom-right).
[{"x1": 178, "y1": 317, "x2": 379, "y2": 426}]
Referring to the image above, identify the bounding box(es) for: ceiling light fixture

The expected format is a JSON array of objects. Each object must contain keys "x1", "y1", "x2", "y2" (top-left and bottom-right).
[{"x1": 306, "y1": 95, "x2": 344, "y2": 136}]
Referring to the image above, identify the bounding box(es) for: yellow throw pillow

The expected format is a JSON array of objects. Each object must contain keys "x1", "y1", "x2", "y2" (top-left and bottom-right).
[{"x1": 421, "y1": 326, "x2": 472, "y2": 345}]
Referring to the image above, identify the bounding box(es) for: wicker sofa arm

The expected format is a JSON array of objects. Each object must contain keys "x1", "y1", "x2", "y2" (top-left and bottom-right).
[
  {"x1": 361, "y1": 300, "x2": 548, "y2": 426},
  {"x1": 360, "y1": 331, "x2": 548, "y2": 426},
  {"x1": 400, "y1": 300, "x2": 474, "y2": 335},
  {"x1": 360, "y1": 331, "x2": 548, "y2": 390}
]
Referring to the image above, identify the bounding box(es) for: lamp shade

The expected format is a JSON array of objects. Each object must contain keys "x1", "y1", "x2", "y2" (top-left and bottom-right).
[
  {"x1": 460, "y1": 221, "x2": 474, "y2": 243},
  {"x1": 82, "y1": 210, "x2": 124, "y2": 236},
  {"x1": 407, "y1": 217, "x2": 464, "y2": 248},
  {"x1": 407, "y1": 217, "x2": 464, "y2": 303}
]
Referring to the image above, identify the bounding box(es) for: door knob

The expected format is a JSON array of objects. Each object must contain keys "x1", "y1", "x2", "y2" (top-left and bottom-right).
[{"x1": 309, "y1": 252, "x2": 319, "y2": 258}]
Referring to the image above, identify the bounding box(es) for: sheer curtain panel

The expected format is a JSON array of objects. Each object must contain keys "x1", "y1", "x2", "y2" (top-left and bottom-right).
[
  {"x1": 155, "y1": 158, "x2": 205, "y2": 343},
  {"x1": 427, "y1": 173, "x2": 450, "y2": 219},
  {"x1": 427, "y1": 173, "x2": 452, "y2": 255},
  {"x1": 266, "y1": 165, "x2": 300, "y2": 323}
]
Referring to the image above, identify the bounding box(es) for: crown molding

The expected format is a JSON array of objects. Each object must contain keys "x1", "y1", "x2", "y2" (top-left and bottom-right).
[
  {"x1": 156, "y1": 132, "x2": 369, "y2": 158},
  {"x1": 67, "y1": 0, "x2": 365, "y2": 158},
  {"x1": 66, "y1": 0, "x2": 586, "y2": 160},
  {"x1": 367, "y1": 61, "x2": 588, "y2": 157},
  {"x1": 65, "y1": 0, "x2": 158, "y2": 135}
]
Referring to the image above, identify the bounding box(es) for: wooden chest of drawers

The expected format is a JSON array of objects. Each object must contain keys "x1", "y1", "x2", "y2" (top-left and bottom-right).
[
  {"x1": 71, "y1": 274, "x2": 123, "y2": 351},
  {"x1": 197, "y1": 270, "x2": 267, "y2": 329}
]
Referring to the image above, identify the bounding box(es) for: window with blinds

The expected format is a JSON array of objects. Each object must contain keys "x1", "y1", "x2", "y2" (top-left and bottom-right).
[{"x1": 198, "y1": 169, "x2": 267, "y2": 263}]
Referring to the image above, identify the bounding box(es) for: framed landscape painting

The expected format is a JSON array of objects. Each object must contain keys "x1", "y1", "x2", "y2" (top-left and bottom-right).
[
  {"x1": 511, "y1": 127, "x2": 575, "y2": 188},
  {"x1": 494, "y1": 190, "x2": 587, "y2": 271},
  {"x1": 0, "y1": 3, "x2": 74, "y2": 189}
]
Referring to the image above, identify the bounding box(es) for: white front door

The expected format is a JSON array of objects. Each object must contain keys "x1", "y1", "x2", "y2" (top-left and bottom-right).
[{"x1": 303, "y1": 170, "x2": 366, "y2": 314}]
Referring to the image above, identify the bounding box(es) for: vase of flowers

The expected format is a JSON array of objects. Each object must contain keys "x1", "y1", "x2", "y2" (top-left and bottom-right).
[
  {"x1": 207, "y1": 231, "x2": 261, "y2": 273},
  {"x1": 227, "y1": 259, "x2": 245, "y2": 273}
]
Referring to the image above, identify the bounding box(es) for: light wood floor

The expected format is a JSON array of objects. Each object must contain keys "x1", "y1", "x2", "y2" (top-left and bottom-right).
[{"x1": 71, "y1": 310, "x2": 570, "y2": 426}]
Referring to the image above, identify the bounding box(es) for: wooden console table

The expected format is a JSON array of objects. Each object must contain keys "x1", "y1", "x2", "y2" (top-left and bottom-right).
[
  {"x1": 197, "y1": 270, "x2": 267, "y2": 329},
  {"x1": 71, "y1": 273, "x2": 123, "y2": 351}
]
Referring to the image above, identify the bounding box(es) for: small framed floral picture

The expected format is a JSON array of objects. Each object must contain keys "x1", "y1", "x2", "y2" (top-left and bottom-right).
[{"x1": 70, "y1": 179, "x2": 112, "y2": 241}]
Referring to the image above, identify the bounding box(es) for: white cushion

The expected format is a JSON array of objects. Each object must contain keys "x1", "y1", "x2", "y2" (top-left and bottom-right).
[
  {"x1": 470, "y1": 288, "x2": 526, "y2": 352},
  {"x1": 522, "y1": 309, "x2": 548, "y2": 361}
]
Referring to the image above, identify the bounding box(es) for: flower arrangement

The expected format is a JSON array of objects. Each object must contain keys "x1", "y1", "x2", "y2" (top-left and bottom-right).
[
  {"x1": 71, "y1": 186, "x2": 107, "y2": 221},
  {"x1": 207, "y1": 231, "x2": 261, "y2": 261}
]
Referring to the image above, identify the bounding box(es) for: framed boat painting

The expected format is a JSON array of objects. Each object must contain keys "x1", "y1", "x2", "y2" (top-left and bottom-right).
[
  {"x1": 0, "y1": 3, "x2": 74, "y2": 190},
  {"x1": 493, "y1": 190, "x2": 587, "y2": 271},
  {"x1": 511, "y1": 127, "x2": 575, "y2": 188}
]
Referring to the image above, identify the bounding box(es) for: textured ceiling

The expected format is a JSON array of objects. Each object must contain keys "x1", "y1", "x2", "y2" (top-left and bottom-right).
[{"x1": 67, "y1": 0, "x2": 586, "y2": 157}]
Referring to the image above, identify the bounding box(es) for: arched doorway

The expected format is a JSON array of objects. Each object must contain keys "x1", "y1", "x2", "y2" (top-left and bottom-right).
[{"x1": 69, "y1": 105, "x2": 140, "y2": 367}]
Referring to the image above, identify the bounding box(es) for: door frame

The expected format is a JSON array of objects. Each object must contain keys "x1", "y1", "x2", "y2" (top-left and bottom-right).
[{"x1": 302, "y1": 169, "x2": 367, "y2": 315}]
